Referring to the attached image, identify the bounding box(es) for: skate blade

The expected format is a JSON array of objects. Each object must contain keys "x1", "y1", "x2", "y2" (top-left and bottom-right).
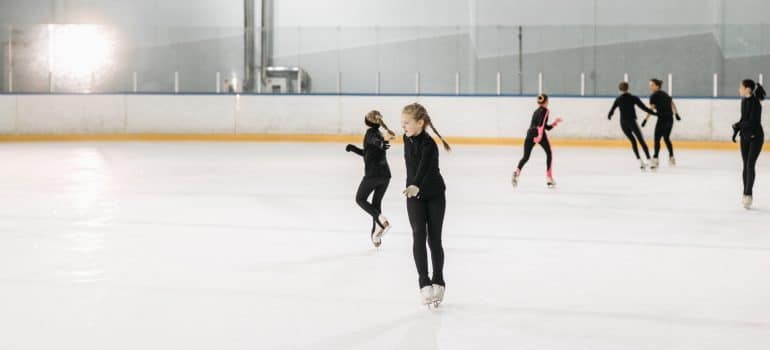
[
  {"x1": 371, "y1": 236, "x2": 382, "y2": 248},
  {"x1": 380, "y1": 223, "x2": 391, "y2": 237}
]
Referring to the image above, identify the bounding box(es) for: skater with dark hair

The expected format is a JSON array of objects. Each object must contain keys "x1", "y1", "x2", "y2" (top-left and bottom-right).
[
  {"x1": 401, "y1": 102, "x2": 450, "y2": 307},
  {"x1": 733, "y1": 79, "x2": 766, "y2": 209},
  {"x1": 345, "y1": 110, "x2": 396, "y2": 247},
  {"x1": 641, "y1": 78, "x2": 682, "y2": 170},
  {"x1": 512, "y1": 94, "x2": 563, "y2": 188},
  {"x1": 608, "y1": 81, "x2": 657, "y2": 170}
]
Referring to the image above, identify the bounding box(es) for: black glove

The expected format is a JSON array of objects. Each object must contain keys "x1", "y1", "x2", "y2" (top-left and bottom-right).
[
  {"x1": 732, "y1": 123, "x2": 740, "y2": 132},
  {"x1": 641, "y1": 119, "x2": 648, "y2": 127},
  {"x1": 675, "y1": 113, "x2": 682, "y2": 121},
  {"x1": 383, "y1": 142, "x2": 391, "y2": 150},
  {"x1": 345, "y1": 144, "x2": 355, "y2": 152},
  {"x1": 732, "y1": 123, "x2": 740, "y2": 143},
  {"x1": 607, "y1": 114, "x2": 612, "y2": 120}
]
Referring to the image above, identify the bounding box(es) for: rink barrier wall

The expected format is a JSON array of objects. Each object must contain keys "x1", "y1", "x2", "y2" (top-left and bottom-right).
[
  {"x1": 0, "y1": 133, "x2": 744, "y2": 150},
  {"x1": 0, "y1": 94, "x2": 766, "y2": 149}
]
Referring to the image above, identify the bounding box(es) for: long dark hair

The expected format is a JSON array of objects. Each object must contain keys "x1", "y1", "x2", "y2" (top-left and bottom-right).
[{"x1": 742, "y1": 79, "x2": 766, "y2": 101}]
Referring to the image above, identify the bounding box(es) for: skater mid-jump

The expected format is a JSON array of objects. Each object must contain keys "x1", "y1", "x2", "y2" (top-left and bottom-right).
[
  {"x1": 608, "y1": 81, "x2": 658, "y2": 170},
  {"x1": 512, "y1": 94, "x2": 563, "y2": 188},
  {"x1": 401, "y1": 102, "x2": 450, "y2": 308},
  {"x1": 345, "y1": 110, "x2": 396, "y2": 247}
]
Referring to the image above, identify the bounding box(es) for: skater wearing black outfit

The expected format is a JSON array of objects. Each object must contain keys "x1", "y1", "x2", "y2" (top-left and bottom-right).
[
  {"x1": 401, "y1": 102, "x2": 451, "y2": 307},
  {"x1": 608, "y1": 82, "x2": 657, "y2": 170},
  {"x1": 346, "y1": 110, "x2": 396, "y2": 247},
  {"x1": 512, "y1": 94, "x2": 563, "y2": 188},
  {"x1": 642, "y1": 78, "x2": 682, "y2": 170},
  {"x1": 733, "y1": 79, "x2": 766, "y2": 209}
]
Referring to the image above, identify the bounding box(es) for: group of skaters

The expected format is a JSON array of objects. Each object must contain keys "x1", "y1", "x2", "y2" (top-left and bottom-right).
[{"x1": 344, "y1": 78, "x2": 765, "y2": 307}]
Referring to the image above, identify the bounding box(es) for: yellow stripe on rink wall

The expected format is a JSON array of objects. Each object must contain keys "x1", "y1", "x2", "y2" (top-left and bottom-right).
[{"x1": 0, "y1": 133, "x2": 744, "y2": 150}]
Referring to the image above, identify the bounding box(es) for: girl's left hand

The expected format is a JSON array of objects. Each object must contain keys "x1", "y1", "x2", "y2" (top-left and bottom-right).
[
  {"x1": 552, "y1": 118, "x2": 563, "y2": 127},
  {"x1": 383, "y1": 132, "x2": 395, "y2": 142},
  {"x1": 403, "y1": 185, "x2": 420, "y2": 198}
]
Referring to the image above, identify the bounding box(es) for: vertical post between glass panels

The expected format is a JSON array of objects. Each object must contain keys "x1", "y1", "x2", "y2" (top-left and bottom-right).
[
  {"x1": 455, "y1": 72, "x2": 460, "y2": 96},
  {"x1": 668, "y1": 73, "x2": 673, "y2": 96},
  {"x1": 7, "y1": 25, "x2": 12, "y2": 93},
  {"x1": 297, "y1": 68, "x2": 302, "y2": 94},
  {"x1": 538, "y1": 72, "x2": 543, "y2": 95},
  {"x1": 256, "y1": 70, "x2": 262, "y2": 94},
  {"x1": 415, "y1": 72, "x2": 420, "y2": 95}
]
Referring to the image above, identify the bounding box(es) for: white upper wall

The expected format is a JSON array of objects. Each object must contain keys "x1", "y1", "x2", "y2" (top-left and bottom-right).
[
  {"x1": 2, "y1": 0, "x2": 242, "y2": 27},
  {"x1": 3, "y1": 0, "x2": 766, "y2": 29},
  {"x1": 273, "y1": 0, "x2": 473, "y2": 28},
  {"x1": 271, "y1": 0, "x2": 766, "y2": 28}
]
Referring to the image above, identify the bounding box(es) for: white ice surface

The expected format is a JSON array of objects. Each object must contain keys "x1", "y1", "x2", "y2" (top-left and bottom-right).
[{"x1": 0, "y1": 142, "x2": 768, "y2": 350}]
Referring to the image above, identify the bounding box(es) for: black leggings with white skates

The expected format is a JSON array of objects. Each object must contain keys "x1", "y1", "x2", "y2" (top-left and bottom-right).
[
  {"x1": 407, "y1": 193, "x2": 446, "y2": 288},
  {"x1": 356, "y1": 177, "x2": 390, "y2": 234},
  {"x1": 516, "y1": 131, "x2": 553, "y2": 176},
  {"x1": 741, "y1": 133, "x2": 764, "y2": 196},
  {"x1": 621, "y1": 121, "x2": 651, "y2": 159},
  {"x1": 653, "y1": 118, "x2": 674, "y2": 159}
]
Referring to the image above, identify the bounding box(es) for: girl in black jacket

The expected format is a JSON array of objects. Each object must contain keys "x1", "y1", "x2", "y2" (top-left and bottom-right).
[
  {"x1": 641, "y1": 78, "x2": 683, "y2": 169},
  {"x1": 346, "y1": 111, "x2": 396, "y2": 247},
  {"x1": 401, "y1": 102, "x2": 451, "y2": 308},
  {"x1": 608, "y1": 82, "x2": 657, "y2": 170},
  {"x1": 512, "y1": 94, "x2": 563, "y2": 188},
  {"x1": 732, "y1": 79, "x2": 766, "y2": 209}
]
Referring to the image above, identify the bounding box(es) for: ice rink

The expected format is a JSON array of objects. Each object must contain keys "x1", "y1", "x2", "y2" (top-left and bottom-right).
[{"x1": 1, "y1": 141, "x2": 768, "y2": 350}]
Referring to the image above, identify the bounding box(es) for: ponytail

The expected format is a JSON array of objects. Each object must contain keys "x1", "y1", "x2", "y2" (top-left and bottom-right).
[
  {"x1": 427, "y1": 119, "x2": 452, "y2": 152},
  {"x1": 402, "y1": 102, "x2": 452, "y2": 151},
  {"x1": 378, "y1": 119, "x2": 396, "y2": 137},
  {"x1": 365, "y1": 110, "x2": 396, "y2": 136},
  {"x1": 756, "y1": 84, "x2": 766, "y2": 101}
]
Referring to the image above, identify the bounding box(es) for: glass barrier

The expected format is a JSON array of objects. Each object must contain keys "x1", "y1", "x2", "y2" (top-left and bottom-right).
[{"x1": 0, "y1": 23, "x2": 766, "y2": 97}]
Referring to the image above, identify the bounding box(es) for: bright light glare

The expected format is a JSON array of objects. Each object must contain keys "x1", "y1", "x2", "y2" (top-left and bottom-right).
[{"x1": 48, "y1": 25, "x2": 114, "y2": 78}]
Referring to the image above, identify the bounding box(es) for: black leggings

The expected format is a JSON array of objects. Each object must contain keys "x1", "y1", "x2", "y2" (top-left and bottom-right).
[
  {"x1": 621, "y1": 122, "x2": 650, "y2": 159},
  {"x1": 517, "y1": 132, "x2": 552, "y2": 174},
  {"x1": 741, "y1": 133, "x2": 764, "y2": 196},
  {"x1": 653, "y1": 119, "x2": 674, "y2": 158},
  {"x1": 407, "y1": 194, "x2": 446, "y2": 288},
  {"x1": 355, "y1": 177, "x2": 390, "y2": 234}
]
